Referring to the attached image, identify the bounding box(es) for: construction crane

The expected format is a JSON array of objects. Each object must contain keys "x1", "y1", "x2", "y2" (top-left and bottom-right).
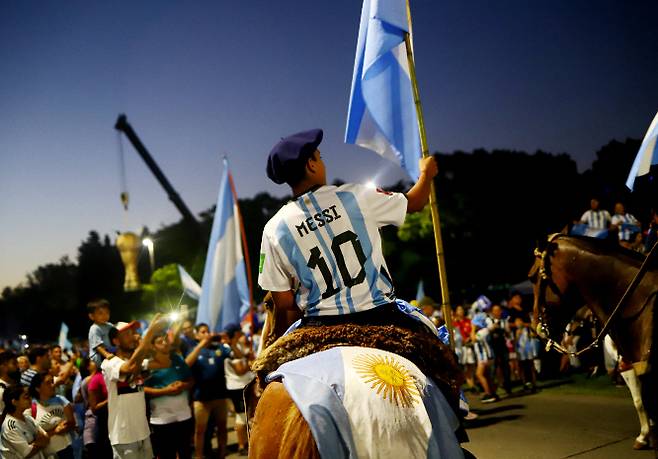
[{"x1": 114, "y1": 114, "x2": 201, "y2": 232}]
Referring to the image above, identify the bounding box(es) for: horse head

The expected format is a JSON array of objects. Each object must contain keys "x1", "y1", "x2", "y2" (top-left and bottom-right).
[{"x1": 529, "y1": 233, "x2": 581, "y2": 351}]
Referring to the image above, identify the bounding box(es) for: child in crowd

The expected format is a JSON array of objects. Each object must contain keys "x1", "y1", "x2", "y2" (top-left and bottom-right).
[
  {"x1": 515, "y1": 317, "x2": 538, "y2": 392},
  {"x1": 87, "y1": 299, "x2": 115, "y2": 366}
]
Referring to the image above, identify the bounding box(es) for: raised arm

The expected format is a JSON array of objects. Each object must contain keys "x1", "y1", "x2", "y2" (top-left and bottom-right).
[{"x1": 405, "y1": 156, "x2": 438, "y2": 213}]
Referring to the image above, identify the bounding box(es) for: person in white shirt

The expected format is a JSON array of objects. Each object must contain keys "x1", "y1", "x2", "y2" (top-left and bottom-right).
[
  {"x1": 28, "y1": 372, "x2": 76, "y2": 459},
  {"x1": 0, "y1": 351, "x2": 20, "y2": 414},
  {"x1": 101, "y1": 315, "x2": 166, "y2": 459},
  {"x1": 1, "y1": 385, "x2": 50, "y2": 459},
  {"x1": 611, "y1": 202, "x2": 641, "y2": 249},
  {"x1": 259, "y1": 128, "x2": 437, "y2": 337},
  {"x1": 579, "y1": 198, "x2": 611, "y2": 238}
]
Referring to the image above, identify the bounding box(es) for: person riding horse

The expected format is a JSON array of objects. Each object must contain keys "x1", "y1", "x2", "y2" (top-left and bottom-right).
[{"x1": 258, "y1": 128, "x2": 439, "y2": 339}]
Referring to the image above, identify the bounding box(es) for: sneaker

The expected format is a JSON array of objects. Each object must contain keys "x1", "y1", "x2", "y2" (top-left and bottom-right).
[
  {"x1": 464, "y1": 411, "x2": 479, "y2": 421},
  {"x1": 481, "y1": 393, "x2": 498, "y2": 404}
]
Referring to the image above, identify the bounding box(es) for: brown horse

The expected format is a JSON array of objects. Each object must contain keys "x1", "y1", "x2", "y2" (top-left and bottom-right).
[
  {"x1": 246, "y1": 296, "x2": 468, "y2": 458},
  {"x1": 530, "y1": 234, "x2": 657, "y2": 448}
]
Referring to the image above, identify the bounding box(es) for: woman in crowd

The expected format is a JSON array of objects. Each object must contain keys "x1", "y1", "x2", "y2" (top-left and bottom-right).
[
  {"x1": 515, "y1": 317, "x2": 537, "y2": 392},
  {"x1": 86, "y1": 358, "x2": 111, "y2": 458},
  {"x1": 144, "y1": 334, "x2": 194, "y2": 459},
  {"x1": 471, "y1": 313, "x2": 498, "y2": 403},
  {"x1": 453, "y1": 305, "x2": 476, "y2": 390},
  {"x1": 28, "y1": 372, "x2": 76, "y2": 459},
  {"x1": 1, "y1": 385, "x2": 50, "y2": 459}
]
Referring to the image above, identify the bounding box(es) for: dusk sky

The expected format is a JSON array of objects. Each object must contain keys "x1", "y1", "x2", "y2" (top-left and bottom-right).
[{"x1": 1, "y1": 0, "x2": 657, "y2": 290}]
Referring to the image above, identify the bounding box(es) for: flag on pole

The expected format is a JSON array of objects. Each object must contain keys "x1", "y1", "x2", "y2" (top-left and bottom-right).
[
  {"x1": 58, "y1": 322, "x2": 72, "y2": 351},
  {"x1": 177, "y1": 264, "x2": 202, "y2": 300},
  {"x1": 345, "y1": 0, "x2": 421, "y2": 180},
  {"x1": 626, "y1": 111, "x2": 658, "y2": 191},
  {"x1": 197, "y1": 159, "x2": 251, "y2": 332}
]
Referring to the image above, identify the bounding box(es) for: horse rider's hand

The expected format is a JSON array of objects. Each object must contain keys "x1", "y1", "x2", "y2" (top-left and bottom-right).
[{"x1": 419, "y1": 156, "x2": 438, "y2": 180}]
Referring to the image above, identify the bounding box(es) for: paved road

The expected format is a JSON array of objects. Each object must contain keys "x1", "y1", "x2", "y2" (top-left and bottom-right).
[{"x1": 225, "y1": 380, "x2": 654, "y2": 458}]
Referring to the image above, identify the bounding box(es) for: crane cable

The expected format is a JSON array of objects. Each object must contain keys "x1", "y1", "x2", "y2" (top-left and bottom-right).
[{"x1": 117, "y1": 130, "x2": 129, "y2": 211}]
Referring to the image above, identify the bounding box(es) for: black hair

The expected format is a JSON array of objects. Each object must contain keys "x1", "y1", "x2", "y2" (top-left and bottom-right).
[
  {"x1": 2, "y1": 385, "x2": 25, "y2": 416},
  {"x1": 196, "y1": 323, "x2": 209, "y2": 332},
  {"x1": 108, "y1": 327, "x2": 120, "y2": 343},
  {"x1": 87, "y1": 298, "x2": 110, "y2": 314},
  {"x1": 0, "y1": 350, "x2": 17, "y2": 366},
  {"x1": 28, "y1": 372, "x2": 47, "y2": 399},
  {"x1": 27, "y1": 346, "x2": 49, "y2": 365}
]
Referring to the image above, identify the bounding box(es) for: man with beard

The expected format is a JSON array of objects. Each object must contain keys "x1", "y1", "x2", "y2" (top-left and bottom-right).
[{"x1": 101, "y1": 315, "x2": 166, "y2": 459}]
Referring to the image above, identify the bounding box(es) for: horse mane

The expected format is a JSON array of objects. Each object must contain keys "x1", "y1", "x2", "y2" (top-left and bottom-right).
[{"x1": 558, "y1": 235, "x2": 647, "y2": 267}]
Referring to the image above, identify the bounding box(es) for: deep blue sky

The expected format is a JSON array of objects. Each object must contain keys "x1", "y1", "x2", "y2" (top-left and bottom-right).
[{"x1": 1, "y1": 0, "x2": 657, "y2": 290}]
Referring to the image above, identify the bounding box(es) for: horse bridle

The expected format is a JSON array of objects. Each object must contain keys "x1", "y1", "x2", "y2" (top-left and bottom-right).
[{"x1": 533, "y1": 235, "x2": 658, "y2": 358}]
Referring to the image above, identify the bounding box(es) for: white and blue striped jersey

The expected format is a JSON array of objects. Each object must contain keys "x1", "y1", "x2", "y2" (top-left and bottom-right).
[
  {"x1": 611, "y1": 213, "x2": 640, "y2": 241},
  {"x1": 580, "y1": 209, "x2": 611, "y2": 230},
  {"x1": 258, "y1": 183, "x2": 407, "y2": 316}
]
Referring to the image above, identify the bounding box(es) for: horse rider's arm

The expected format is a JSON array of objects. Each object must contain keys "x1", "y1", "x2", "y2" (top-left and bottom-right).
[
  {"x1": 271, "y1": 290, "x2": 304, "y2": 337},
  {"x1": 405, "y1": 156, "x2": 438, "y2": 213}
]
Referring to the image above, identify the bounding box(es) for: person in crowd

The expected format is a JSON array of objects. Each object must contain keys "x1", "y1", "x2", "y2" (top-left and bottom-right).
[
  {"x1": 144, "y1": 334, "x2": 194, "y2": 459},
  {"x1": 505, "y1": 293, "x2": 525, "y2": 321},
  {"x1": 579, "y1": 197, "x2": 611, "y2": 238},
  {"x1": 471, "y1": 313, "x2": 497, "y2": 403},
  {"x1": 28, "y1": 372, "x2": 77, "y2": 459},
  {"x1": 644, "y1": 209, "x2": 658, "y2": 252},
  {"x1": 87, "y1": 299, "x2": 115, "y2": 366},
  {"x1": 1, "y1": 384, "x2": 50, "y2": 459},
  {"x1": 17, "y1": 356, "x2": 30, "y2": 373},
  {"x1": 514, "y1": 317, "x2": 537, "y2": 392},
  {"x1": 101, "y1": 316, "x2": 166, "y2": 459},
  {"x1": 452, "y1": 305, "x2": 476, "y2": 390},
  {"x1": 0, "y1": 351, "x2": 20, "y2": 414},
  {"x1": 611, "y1": 202, "x2": 641, "y2": 249},
  {"x1": 20, "y1": 346, "x2": 51, "y2": 387},
  {"x1": 258, "y1": 128, "x2": 439, "y2": 340},
  {"x1": 177, "y1": 319, "x2": 198, "y2": 356},
  {"x1": 223, "y1": 324, "x2": 255, "y2": 456},
  {"x1": 488, "y1": 305, "x2": 512, "y2": 395},
  {"x1": 86, "y1": 358, "x2": 111, "y2": 458},
  {"x1": 185, "y1": 323, "x2": 231, "y2": 459}
]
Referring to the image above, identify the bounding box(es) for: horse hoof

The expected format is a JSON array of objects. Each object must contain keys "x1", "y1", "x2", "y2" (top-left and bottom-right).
[{"x1": 632, "y1": 440, "x2": 649, "y2": 450}]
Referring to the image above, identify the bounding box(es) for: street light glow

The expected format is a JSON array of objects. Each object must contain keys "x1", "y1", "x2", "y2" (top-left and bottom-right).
[
  {"x1": 365, "y1": 181, "x2": 376, "y2": 189},
  {"x1": 142, "y1": 237, "x2": 153, "y2": 248}
]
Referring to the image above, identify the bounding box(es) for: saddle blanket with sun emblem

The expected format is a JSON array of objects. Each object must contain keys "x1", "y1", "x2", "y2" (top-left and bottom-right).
[{"x1": 266, "y1": 346, "x2": 463, "y2": 459}]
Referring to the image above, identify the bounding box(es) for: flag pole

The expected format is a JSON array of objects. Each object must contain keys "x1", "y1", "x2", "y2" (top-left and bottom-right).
[{"x1": 404, "y1": 1, "x2": 455, "y2": 349}]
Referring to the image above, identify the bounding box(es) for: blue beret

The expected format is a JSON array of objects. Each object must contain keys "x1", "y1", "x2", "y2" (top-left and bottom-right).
[{"x1": 267, "y1": 129, "x2": 323, "y2": 184}]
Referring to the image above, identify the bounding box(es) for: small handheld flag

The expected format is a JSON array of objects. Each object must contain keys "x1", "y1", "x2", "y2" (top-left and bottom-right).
[
  {"x1": 197, "y1": 159, "x2": 251, "y2": 332},
  {"x1": 177, "y1": 264, "x2": 201, "y2": 300},
  {"x1": 626, "y1": 111, "x2": 658, "y2": 191},
  {"x1": 345, "y1": 0, "x2": 421, "y2": 180}
]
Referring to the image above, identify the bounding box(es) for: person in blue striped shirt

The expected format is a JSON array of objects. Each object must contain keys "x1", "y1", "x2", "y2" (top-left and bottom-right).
[
  {"x1": 258, "y1": 128, "x2": 437, "y2": 334},
  {"x1": 579, "y1": 198, "x2": 611, "y2": 238},
  {"x1": 611, "y1": 202, "x2": 641, "y2": 249}
]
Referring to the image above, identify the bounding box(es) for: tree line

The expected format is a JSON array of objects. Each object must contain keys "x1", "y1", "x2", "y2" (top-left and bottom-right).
[{"x1": 1, "y1": 138, "x2": 655, "y2": 341}]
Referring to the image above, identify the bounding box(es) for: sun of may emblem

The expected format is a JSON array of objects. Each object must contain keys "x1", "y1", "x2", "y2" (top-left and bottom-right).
[{"x1": 353, "y1": 353, "x2": 421, "y2": 408}]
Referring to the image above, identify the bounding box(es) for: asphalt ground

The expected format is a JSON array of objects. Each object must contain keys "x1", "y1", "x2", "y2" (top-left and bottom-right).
[{"x1": 224, "y1": 376, "x2": 655, "y2": 458}]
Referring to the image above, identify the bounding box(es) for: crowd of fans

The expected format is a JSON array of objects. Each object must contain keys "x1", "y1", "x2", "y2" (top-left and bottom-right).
[{"x1": 0, "y1": 298, "x2": 262, "y2": 459}]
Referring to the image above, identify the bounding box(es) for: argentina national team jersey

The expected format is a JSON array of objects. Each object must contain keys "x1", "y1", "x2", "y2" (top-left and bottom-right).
[{"x1": 258, "y1": 183, "x2": 407, "y2": 316}]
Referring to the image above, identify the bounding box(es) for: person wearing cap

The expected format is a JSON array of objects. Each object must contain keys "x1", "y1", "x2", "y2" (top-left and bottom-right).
[
  {"x1": 101, "y1": 315, "x2": 166, "y2": 459},
  {"x1": 259, "y1": 128, "x2": 438, "y2": 336}
]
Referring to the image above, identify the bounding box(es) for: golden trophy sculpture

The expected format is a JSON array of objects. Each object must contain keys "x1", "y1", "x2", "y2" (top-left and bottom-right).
[{"x1": 116, "y1": 232, "x2": 141, "y2": 291}]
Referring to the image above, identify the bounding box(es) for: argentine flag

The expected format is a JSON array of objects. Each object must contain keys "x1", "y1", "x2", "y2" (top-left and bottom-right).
[
  {"x1": 197, "y1": 159, "x2": 251, "y2": 332},
  {"x1": 345, "y1": 0, "x2": 421, "y2": 180},
  {"x1": 177, "y1": 264, "x2": 202, "y2": 300},
  {"x1": 626, "y1": 111, "x2": 658, "y2": 191},
  {"x1": 267, "y1": 347, "x2": 462, "y2": 458},
  {"x1": 58, "y1": 322, "x2": 72, "y2": 351}
]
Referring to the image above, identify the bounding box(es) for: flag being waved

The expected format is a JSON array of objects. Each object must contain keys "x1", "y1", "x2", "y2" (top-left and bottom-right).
[
  {"x1": 626, "y1": 111, "x2": 658, "y2": 191},
  {"x1": 177, "y1": 264, "x2": 202, "y2": 300},
  {"x1": 197, "y1": 159, "x2": 251, "y2": 332},
  {"x1": 345, "y1": 0, "x2": 421, "y2": 180}
]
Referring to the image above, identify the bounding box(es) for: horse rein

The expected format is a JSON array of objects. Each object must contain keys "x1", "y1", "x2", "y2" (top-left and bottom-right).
[{"x1": 533, "y1": 236, "x2": 658, "y2": 358}]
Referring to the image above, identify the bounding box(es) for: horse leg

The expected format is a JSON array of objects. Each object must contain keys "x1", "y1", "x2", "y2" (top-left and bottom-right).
[
  {"x1": 638, "y1": 372, "x2": 657, "y2": 450},
  {"x1": 249, "y1": 381, "x2": 320, "y2": 459},
  {"x1": 620, "y1": 368, "x2": 651, "y2": 449}
]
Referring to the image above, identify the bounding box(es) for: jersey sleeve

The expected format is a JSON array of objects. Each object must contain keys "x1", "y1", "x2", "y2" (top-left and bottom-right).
[
  {"x1": 101, "y1": 356, "x2": 124, "y2": 382},
  {"x1": 88, "y1": 325, "x2": 105, "y2": 351},
  {"x1": 358, "y1": 185, "x2": 408, "y2": 227},
  {"x1": 258, "y1": 231, "x2": 294, "y2": 292},
  {"x1": 579, "y1": 210, "x2": 589, "y2": 223},
  {"x1": 1, "y1": 418, "x2": 33, "y2": 457}
]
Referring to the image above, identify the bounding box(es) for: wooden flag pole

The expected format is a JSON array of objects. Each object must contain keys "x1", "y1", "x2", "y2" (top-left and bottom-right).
[{"x1": 404, "y1": 5, "x2": 455, "y2": 349}]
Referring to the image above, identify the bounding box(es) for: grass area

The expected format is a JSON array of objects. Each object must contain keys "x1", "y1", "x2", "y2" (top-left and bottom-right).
[{"x1": 537, "y1": 373, "x2": 631, "y2": 398}]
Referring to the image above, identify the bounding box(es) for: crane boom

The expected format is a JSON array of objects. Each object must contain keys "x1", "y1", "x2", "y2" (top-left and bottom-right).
[{"x1": 114, "y1": 114, "x2": 200, "y2": 229}]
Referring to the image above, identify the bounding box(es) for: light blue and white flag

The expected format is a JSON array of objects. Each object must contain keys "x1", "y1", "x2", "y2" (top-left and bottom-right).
[
  {"x1": 197, "y1": 159, "x2": 251, "y2": 332},
  {"x1": 626, "y1": 111, "x2": 658, "y2": 191},
  {"x1": 58, "y1": 322, "x2": 72, "y2": 351},
  {"x1": 416, "y1": 279, "x2": 425, "y2": 302},
  {"x1": 267, "y1": 346, "x2": 463, "y2": 459},
  {"x1": 345, "y1": 0, "x2": 421, "y2": 180},
  {"x1": 177, "y1": 264, "x2": 201, "y2": 300}
]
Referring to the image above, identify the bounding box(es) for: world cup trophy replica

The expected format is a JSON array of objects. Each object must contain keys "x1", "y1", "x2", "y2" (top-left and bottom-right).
[{"x1": 116, "y1": 232, "x2": 141, "y2": 291}]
